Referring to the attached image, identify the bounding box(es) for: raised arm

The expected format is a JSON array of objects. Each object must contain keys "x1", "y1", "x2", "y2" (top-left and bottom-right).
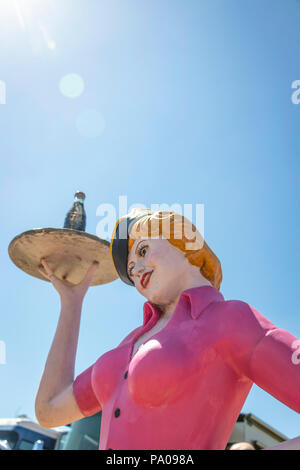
[{"x1": 35, "y1": 259, "x2": 100, "y2": 428}]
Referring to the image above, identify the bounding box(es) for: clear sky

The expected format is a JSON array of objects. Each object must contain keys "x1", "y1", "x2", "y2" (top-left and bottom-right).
[{"x1": 0, "y1": 0, "x2": 299, "y2": 440}]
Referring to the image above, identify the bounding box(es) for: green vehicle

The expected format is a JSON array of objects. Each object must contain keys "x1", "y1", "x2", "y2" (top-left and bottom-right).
[{"x1": 57, "y1": 412, "x2": 101, "y2": 450}]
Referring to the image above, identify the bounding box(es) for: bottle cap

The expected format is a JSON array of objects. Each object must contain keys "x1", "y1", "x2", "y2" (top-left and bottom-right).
[{"x1": 75, "y1": 191, "x2": 86, "y2": 200}]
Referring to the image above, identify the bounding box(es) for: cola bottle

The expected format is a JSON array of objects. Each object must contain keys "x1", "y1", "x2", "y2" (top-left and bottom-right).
[{"x1": 63, "y1": 191, "x2": 87, "y2": 231}]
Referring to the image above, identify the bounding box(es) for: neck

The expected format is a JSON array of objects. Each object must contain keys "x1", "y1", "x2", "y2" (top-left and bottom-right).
[{"x1": 159, "y1": 276, "x2": 212, "y2": 320}]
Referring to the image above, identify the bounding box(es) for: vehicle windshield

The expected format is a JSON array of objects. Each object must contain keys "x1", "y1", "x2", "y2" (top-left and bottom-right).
[{"x1": 0, "y1": 430, "x2": 18, "y2": 449}]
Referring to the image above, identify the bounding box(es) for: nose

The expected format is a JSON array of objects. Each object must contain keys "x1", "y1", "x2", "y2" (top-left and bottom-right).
[{"x1": 131, "y1": 261, "x2": 145, "y2": 278}]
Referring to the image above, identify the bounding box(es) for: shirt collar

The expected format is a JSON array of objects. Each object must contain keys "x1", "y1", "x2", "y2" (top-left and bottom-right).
[{"x1": 143, "y1": 285, "x2": 225, "y2": 326}]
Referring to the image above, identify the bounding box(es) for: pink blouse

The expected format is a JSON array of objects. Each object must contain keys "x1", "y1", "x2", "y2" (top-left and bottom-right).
[{"x1": 73, "y1": 286, "x2": 300, "y2": 450}]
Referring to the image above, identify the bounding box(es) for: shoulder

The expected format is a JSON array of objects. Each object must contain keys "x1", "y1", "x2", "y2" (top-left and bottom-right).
[
  {"x1": 215, "y1": 299, "x2": 276, "y2": 329},
  {"x1": 208, "y1": 299, "x2": 278, "y2": 377},
  {"x1": 211, "y1": 299, "x2": 278, "y2": 346}
]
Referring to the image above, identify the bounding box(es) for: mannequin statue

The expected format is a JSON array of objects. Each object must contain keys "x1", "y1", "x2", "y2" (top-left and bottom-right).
[{"x1": 35, "y1": 208, "x2": 300, "y2": 450}]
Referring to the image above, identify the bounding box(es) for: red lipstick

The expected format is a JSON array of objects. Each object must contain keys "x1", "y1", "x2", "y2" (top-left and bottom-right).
[{"x1": 141, "y1": 271, "x2": 153, "y2": 289}]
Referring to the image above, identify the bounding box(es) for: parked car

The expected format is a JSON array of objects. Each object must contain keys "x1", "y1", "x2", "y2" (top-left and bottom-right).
[{"x1": 0, "y1": 418, "x2": 69, "y2": 450}]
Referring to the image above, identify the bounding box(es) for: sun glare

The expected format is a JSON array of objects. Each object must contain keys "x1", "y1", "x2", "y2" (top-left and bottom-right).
[{"x1": 0, "y1": 0, "x2": 56, "y2": 51}]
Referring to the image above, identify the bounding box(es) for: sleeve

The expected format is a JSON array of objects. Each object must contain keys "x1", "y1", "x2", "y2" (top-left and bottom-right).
[
  {"x1": 248, "y1": 328, "x2": 300, "y2": 413},
  {"x1": 73, "y1": 363, "x2": 102, "y2": 417},
  {"x1": 220, "y1": 300, "x2": 300, "y2": 413}
]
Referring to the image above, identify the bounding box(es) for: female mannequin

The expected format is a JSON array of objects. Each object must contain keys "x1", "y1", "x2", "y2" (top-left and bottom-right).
[{"x1": 35, "y1": 209, "x2": 300, "y2": 450}]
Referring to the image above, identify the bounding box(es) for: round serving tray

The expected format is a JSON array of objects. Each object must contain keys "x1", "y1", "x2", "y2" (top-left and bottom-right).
[{"x1": 8, "y1": 228, "x2": 118, "y2": 286}]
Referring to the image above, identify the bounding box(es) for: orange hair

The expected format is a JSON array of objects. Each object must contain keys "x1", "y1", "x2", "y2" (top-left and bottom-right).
[{"x1": 128, "y1": 211, "x2": 222, "y2": 290}]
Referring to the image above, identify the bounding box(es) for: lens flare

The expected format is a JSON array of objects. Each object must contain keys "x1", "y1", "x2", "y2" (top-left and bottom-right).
[{"x1": 59, "y1": 74, "x2": 85, "y2": 99}]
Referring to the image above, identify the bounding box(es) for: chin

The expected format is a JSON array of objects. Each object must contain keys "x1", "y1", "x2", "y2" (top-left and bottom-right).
[
  {"x1": 137, "y1": 285, "x2": 162, "y2": 304},
  {"x1": 146, "y1": 286, "x2": 178, "y2": 307}
]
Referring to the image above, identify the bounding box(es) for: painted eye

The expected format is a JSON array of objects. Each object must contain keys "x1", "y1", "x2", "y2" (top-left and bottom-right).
[
  {"x1": 128, "y1": 244, "x2": 148, "y2": 278},
  {"x1": 139, "y1": 245, "x2": 148, "y2": 256}
]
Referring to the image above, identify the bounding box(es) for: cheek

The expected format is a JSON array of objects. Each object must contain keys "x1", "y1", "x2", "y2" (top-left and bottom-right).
[
  {"x1": 146, "y1": 247, "x2": 166, "y2": 268},
  {"x1": 148, "y1": 250, "x2": 183, "y2": 278}
]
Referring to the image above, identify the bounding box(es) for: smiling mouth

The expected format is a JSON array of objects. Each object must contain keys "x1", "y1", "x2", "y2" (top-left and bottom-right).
[{"x1": 141, "y1": 271, "x2": 153, "y2": 289}]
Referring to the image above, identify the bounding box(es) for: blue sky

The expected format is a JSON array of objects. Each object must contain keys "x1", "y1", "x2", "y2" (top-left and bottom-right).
[{"x1": 0, "y1": 0, "x2": 299, "y2": 440}]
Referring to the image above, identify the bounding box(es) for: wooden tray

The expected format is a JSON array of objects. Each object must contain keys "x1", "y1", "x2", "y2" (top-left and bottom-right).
[{"x1": 8, "y1": 228, "x2": 118, "y2": 286}]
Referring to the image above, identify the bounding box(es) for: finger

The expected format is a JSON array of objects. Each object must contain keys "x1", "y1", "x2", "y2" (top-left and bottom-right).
[
  {"x1": 38, "y1": 262, "x2": 57, "y2": 283},
  {"x1": 38, "y1": 267, "x2": 50, "y2": 279},
  {"x1": 40, "y1": 259, "x2": 54, "y2": 276},
  {"x1": 85, "y1": 261, "x2": 99, "y2": 281},
  {"x1": 39, "y1": 269, "x2": 56, "y2": 283},
  {"x1": 80, "y1": 262, "x2": 99, "y2": 287}
]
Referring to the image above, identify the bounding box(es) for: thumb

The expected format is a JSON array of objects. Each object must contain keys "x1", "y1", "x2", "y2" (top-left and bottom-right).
[{"x1": 80, "y1": 261, "x2": 99, "y2": 287}]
